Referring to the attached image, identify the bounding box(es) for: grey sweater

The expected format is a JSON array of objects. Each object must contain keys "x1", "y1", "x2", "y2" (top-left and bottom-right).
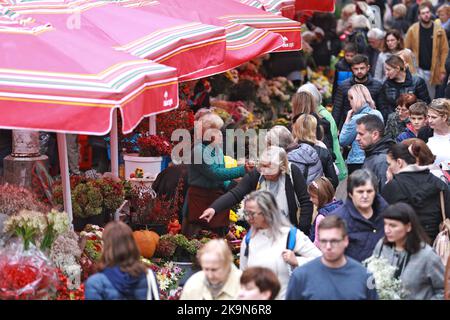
[{"x1": 373, "y1": 239, "x2": 445, "y2": 300}]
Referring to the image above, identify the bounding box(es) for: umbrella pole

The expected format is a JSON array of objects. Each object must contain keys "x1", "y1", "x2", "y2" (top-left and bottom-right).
[
  {"x1": 110, "y1": 109, "x2": 119, "y2": 177},
  {"x1": 56, "y1": 133, "x2": 73, "y2": 223},
  {"x1": 149, "y1": 115, "x2": 156, "y2": 135}
]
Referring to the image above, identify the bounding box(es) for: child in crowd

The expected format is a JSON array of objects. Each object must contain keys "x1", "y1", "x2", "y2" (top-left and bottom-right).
[
  {"x1": 397, "y1": 102, "x2": 428, "y2": 142},
  {"x1": 307, "y1": 176, "x2": 343, "y2": 247}
]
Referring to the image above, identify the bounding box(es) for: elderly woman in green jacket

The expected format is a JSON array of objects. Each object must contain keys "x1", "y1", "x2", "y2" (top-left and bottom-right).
[{"x1": 182, "y1": 112, "x2": 251, "y2": 237}]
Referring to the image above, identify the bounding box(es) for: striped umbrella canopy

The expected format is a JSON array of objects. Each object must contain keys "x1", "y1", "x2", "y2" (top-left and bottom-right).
[
  {"x1": 2, "y1": 1, "x2": 228, "y2": 81},
  {"x1": 238, "y1": 0, "x2": 296, "y2": 19},
  {"x1": 115, "y1": 0, "x2": 284, "y2": 80},
  {"x1": 157, "y1": 0, "x2": 302, "y2": 52},
  {"x1": 0, "y1": 13, "x2": 179, "y2": 135},
  {"x1": 295, "y1": 0, "x2": 335, "y2": 13}
]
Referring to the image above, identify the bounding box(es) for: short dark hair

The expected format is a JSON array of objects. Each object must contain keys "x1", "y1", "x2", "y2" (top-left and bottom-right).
[
  {"x1": 347, "y1": 169, "x2": 379, "y2": 195},
  {"x1": 356, "y1": 114, "x2": 385, "y2": 134},
  {"x1": 408, "y1": 102, "x2": 428, "y2": 116},
  {"x1": 344, "y1": 42, "x2": 357, "y2": 53},
  {"x1": 382, "y1": 202, "x2": 431, "y2": 250},
  {"x1": 240, "y1": 267, "x2": 281, "y2": 300},
  {"x1": 351, "y1": 54, "x2": 369, "y2": 66},
  {"x1": 385, "y1": 54, "x2": 405, "y2": 71},
  {"x1": 418, "y1": 1, "x2": 433, "y2": 14},
  {"x1": 318, "y1": 215, "x2": 348, "y2": 237}
]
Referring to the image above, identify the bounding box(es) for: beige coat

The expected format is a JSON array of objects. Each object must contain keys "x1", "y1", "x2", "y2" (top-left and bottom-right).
[{"x1": 404, "y1": 21, "x2": 449, "y2": 85}]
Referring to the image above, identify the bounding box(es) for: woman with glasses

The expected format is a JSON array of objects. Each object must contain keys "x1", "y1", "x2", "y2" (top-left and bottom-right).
[
  {"x1": 339, "y1": 84, "x2": 383, "y2": 175},
  {"x1": 370, "y1": 203, "x2": 445, "y2": 300},
  {"x1": 331, "y1": 169, "x2": 388, "y2": 262},
  {"x1": 200, "y1": 146, "x2": 313, "y2": 236},
  {"x1": 239, "y1": 190, "x2": 321, "y2": 300},
  {"x1": 384, "y1": 93, "x2": 417, "y2": 140}
]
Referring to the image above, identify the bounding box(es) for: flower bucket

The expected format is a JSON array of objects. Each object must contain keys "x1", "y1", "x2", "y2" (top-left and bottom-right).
[{"x1": 123, "y1": 154, "x2": 163, "y2": 180}]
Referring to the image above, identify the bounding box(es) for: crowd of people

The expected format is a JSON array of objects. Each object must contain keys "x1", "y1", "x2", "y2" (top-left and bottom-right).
[{"x1": 1, "y1": 0, "x2": 450, "y2": 301}]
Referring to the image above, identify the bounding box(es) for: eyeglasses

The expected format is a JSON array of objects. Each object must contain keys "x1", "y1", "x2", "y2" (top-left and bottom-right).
[
  {"x1": 243, "y1": 210, "x2": 262, "y2": 219},
  {"x1": 318, "y1": 238, "x2": 344, "y2": 247}
]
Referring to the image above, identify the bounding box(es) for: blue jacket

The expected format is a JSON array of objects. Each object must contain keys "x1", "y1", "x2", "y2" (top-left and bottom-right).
[
  {"x1": 309, "y1": 199, "x2": 343, "y2": 242},
  {"x1": 330, "y1": 194, "x2": 388, "y2": 262},
  {"x1": 85, "y1": 268, "x2": 151, "y2": 300},
  {"x1": 396, "y1": 127, "x2": 416, "y2": 142},
  {"x1": 339, "y1": 105, "x2": 383, "y2": 165}
]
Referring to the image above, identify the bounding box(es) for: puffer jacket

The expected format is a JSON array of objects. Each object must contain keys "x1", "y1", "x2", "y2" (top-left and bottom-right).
[
  {"x1": 330, "y1": 194, "x2": 388, "y2": 262},
  {"x1": 339, "y1": 104, "x2": 384, "y2": 165},
  {"x1": 287, "y1": 141, "x2": 338, "y2": 189},
  {"x1": 362, "y1": 135, "x2": 395, "y2": 192},
  {"x1": 287, "y1": 143, "x2": 323, "y2": 186},
  {"x1": 381, "y1": 165, "x2": 450, "y2": 241},
  {"x1": 378, "y1": 69, "x2": 430, "y2": 121},
  {"x1": 384, "y1": 112, "x2": 410, "y2": 141},
  {"x1": 332, "y1": 58, "x2": 353, "y2": 100},
  {"x1": 85, "y1": 268, "x2": 155, "y2": 300},
  {"x1": 332, "y1": 74, "x2": 383, "y2": 130}
]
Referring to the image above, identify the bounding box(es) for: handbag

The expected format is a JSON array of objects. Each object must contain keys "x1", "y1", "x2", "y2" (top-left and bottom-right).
[
  {"x1": 146, "y1": 270, "x2": 160, "y2": 300},
  {"x1": 186, "y1": 186, "x2": 229, "y2": 228},
  {"x1": 433, "y1": 191, "x2": 450, "y2": 266}
]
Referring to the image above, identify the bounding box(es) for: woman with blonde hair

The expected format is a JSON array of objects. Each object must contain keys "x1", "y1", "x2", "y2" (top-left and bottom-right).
[
  {"x1": 180, "y1": 239, "x2": 242, "y2": 300},
  {"x1": 339, "y1": 84, "x2": 383, "y2": 175},
  {"x1": 288, "y1": 114, "x2": 338, "y2": 189},
  {"x1": 426, "y1": 98, "x2": 450, "y2": 167},
  {"x1": 85, "y1": 221, "x2": 159, "y2": 300},
  {"x1": 201, "y1": 146, "x2": 313, "y2": 236},
  {"x1": 397, "y1": 49, "x2": 417, "y2": 75}
]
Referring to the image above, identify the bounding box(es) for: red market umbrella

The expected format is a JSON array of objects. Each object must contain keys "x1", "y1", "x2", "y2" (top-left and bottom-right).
[
  {"x1": 295, "y1": 0, "x2": 335, "y2": 13},
  {"x1": 158, "y1": 0, "x2": 302, "y2": 52},
  {"x1": 238, "y1": 0, "x2": 296, "y2": 19},
  {"x1": 4, "y1": 1, "x2": 228, "y2": 81},
  {"x1": 116, "y1": 0, "x2": 284, "y2": 80}
]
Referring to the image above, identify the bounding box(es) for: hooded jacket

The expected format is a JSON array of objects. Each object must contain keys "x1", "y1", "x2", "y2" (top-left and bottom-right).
[
  {"x1": 331, "y1": 194, "x2": 388, "y2": 262},
  {"x1": 339, "y1": 104, "x2": 384, "y2": 165},
  {"x1": 85, "y1": 267, "x2": 153, "y2": 300},
  {"x1": 381, "y1": 165, "x2": 450, "y2": 241},
  {"x1": 287, "y1": 143, "x2": 323, "y2": 186},
  {"x1": 378, "y1": 69, "x2": 430, "y2": 121},
  {"x1": 362, "y1": 135, "x2": 395, "y2": 191}
]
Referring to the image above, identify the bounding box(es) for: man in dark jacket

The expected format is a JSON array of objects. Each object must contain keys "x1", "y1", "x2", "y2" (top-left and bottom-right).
[
  {"x1": 356, "y1": 115, "x2": 395, "y2": 191},
  {"x1": 330, "y1": 169, "x2": 388, "y2": 262},
  {"x1": 378, "y1": 55, "x2": 431, "y2": 121},
  {"x1": 332, "y1": 54, "x2": 382, "y2": 130}
]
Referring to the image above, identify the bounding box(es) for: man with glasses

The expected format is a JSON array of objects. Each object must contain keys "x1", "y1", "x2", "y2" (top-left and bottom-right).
[{"x1": 286, "y1": 215, "x2": 378, "y2": 300}]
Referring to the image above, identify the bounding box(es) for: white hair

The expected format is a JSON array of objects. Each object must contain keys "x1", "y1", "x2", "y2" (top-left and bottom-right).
[
  {"x1": 297, "y1": 82, "x2": 322, "y2": 107},
  {"x1": 367, "y1": 28, "x2": 385, "y2": 40},
  {"x1": 266, "y1": 126, "x2": 294, "y2": 150},
  {"x1": 350, "y1": 14, "x2": 371, "y2": 30}
]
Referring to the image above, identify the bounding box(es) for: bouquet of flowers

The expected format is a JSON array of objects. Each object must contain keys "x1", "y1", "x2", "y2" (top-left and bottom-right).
[
  {"x1": 141, "y1": 259, "x2": 185, "y2": 300},
  {"x1": 53, "y1": 269, "x2": 85, "y2": 300},
  {"x1": 0, "y1": 184, "x2": 49, "y2": 216},
  {"x1": 364, "y1": 256, "x2": 407, "y2": 300},
  {"x1": 155, "y1": 234, "x2": 205, "y2": 262},
  {"x1": 0, "y1": 242, "x2": 58, "y2": 300},
  {"x1": 80, "y1": 225, "x2": 103, "y2": 262},
  {"x1": 50, "y1": 230, "x2": 82, "y2": 281},
  {"x1": 3, "y1": 209, "x2": 70, "y2": 251},
  {"x1": 157, "y1": 104, "x2": 195, "y2": 143}
]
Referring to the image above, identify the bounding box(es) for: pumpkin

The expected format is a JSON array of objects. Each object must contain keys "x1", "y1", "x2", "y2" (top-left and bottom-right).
[{"x1": 133, "y1": 230, "x2": 160, "y2": 258}]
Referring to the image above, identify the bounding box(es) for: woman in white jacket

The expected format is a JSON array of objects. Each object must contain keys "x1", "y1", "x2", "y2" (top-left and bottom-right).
[{"x1": 239, "y1": 190, "x2": 322, "y2": 300}]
